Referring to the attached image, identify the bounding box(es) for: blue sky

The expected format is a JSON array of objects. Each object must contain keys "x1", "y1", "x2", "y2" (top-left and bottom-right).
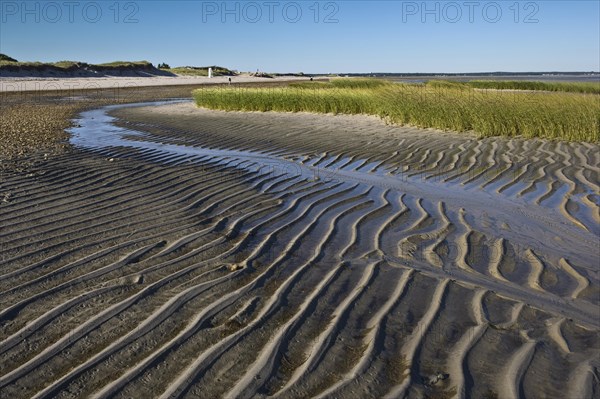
[{"x1": 1, "y1": 1, "x2": 598, "y2": 73}]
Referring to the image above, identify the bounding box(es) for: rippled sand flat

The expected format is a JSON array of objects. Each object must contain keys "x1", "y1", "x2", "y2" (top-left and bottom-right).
[{"x1": 1, "y1": 101, "x2": 598, "y2": 398}]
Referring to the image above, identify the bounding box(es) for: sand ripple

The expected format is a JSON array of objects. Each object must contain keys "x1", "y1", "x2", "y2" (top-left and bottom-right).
[{"x1": 1, "y1": 102, "x2": 598, "y2": 398}]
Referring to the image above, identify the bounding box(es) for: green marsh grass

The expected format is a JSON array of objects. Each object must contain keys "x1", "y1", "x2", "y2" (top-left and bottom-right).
[
  {"x1": 428, "y1": 79, "x2": 600, "y2": 94},
  {"x1": 193, "y1": 79, "x2": 600, "y2": 142}
]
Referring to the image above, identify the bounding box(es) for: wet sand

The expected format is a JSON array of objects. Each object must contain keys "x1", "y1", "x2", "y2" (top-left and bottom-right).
[
  {"x1": 0, "y1": 81, "x2": 318, "y2": 168},
  {"x1": 1, "y1": 100, "x2": 599, "y2": 398}
]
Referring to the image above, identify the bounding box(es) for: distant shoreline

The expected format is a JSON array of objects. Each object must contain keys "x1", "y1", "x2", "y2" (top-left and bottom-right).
[
  {"x1": 2, "y1": 73, "x2": 598, "y2": 94},
  {"x1": 0, "y1": 75, "x2": 319, "y2": 93},
  {"x1": 379, "y1": 74, "x2": 600, "y2": 84}
]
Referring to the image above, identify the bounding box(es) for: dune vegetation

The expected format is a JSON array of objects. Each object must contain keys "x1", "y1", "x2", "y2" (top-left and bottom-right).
[
  {"x1": 0, "y1": 56, "x2": 171, "y2": 78},
  {"x1": 0, "y1": 54, "x2": 239, "y2": 78},
  {"x1": 167, "y1": 66, "x2": 236, "y2": 76},
  {"x1": 0, "y1": 53, "x2": 18, "y2": 62},
  {"x1": 0, "y1": 59, "x2": 154, "y2": 70},
  {"x1": 193, "y1": 78, "x2": 600, "y2": 142}
]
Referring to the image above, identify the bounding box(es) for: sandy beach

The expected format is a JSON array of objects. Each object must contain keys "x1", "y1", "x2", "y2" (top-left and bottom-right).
[
  {"x1": 0, "y1": 75, "x2": 314, "y2": 93},
  {"x1": 1, "y1": 93, "x2": 598, "y2": 398}
]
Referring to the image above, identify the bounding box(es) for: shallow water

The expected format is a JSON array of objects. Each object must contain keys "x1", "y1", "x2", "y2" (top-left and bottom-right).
[{"x1": 68, "y1": 100, "x2": 598, "y2": 285}]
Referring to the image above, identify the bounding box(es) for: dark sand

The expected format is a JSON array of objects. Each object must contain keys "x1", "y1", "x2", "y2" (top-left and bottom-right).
[{"x1": 1, "y1": 97, "x2": 598, "y2": 398}]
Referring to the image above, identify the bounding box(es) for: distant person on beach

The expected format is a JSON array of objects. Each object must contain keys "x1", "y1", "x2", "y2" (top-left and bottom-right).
[
  {"x1": 310, "y1": 77, "x2": 313, "y2": 81},
  {"x1": 228, "y1": 77, "x2": 232, "y2": 85}
]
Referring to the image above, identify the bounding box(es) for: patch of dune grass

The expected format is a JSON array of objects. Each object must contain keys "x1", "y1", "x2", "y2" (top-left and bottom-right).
[
  {"x1": 193, "y1": 78, "x2": 600, "y2": 142},
  {"x1": 0, "y1": 59, "x2": 155, "y2": 71},
  {"x1": 51, "y1": 61, "x2": 81, "y2": 69},
  {"x1": 0, "y1": 53, "x2": 18, "y2": 62},
  {"x1": 95, "y1": 60, "x2": 153, "y2": 68},
  {"x1": 0, "y1": 60, "x2": 46, "y2": 68},
  {"x1": 168, "y1": 66, "x2": 236, "y2": 76}
]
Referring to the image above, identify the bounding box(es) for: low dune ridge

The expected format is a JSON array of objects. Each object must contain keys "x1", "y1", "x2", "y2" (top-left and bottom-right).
[
  {"x1": 0, "y1": 61, "x2": 174, "y2": 78},
  {"x1": 1, "y1": 100, "x2": 598, "y2": 398}
]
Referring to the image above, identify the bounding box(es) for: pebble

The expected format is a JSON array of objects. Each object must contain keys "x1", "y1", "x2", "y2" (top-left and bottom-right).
[{"x1": 422, "y1": 371, "x2": 449, "y2": 386}]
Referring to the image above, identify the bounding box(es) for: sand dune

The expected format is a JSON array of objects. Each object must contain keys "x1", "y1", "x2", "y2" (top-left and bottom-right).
[{"x1": 1, "y1": 100, "x2": 598, "y2": 398}]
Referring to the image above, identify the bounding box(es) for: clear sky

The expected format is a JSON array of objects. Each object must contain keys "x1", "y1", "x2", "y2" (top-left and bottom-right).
[{"x1": 1, "y1": 0, "x2": 598, "y2": 73}]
